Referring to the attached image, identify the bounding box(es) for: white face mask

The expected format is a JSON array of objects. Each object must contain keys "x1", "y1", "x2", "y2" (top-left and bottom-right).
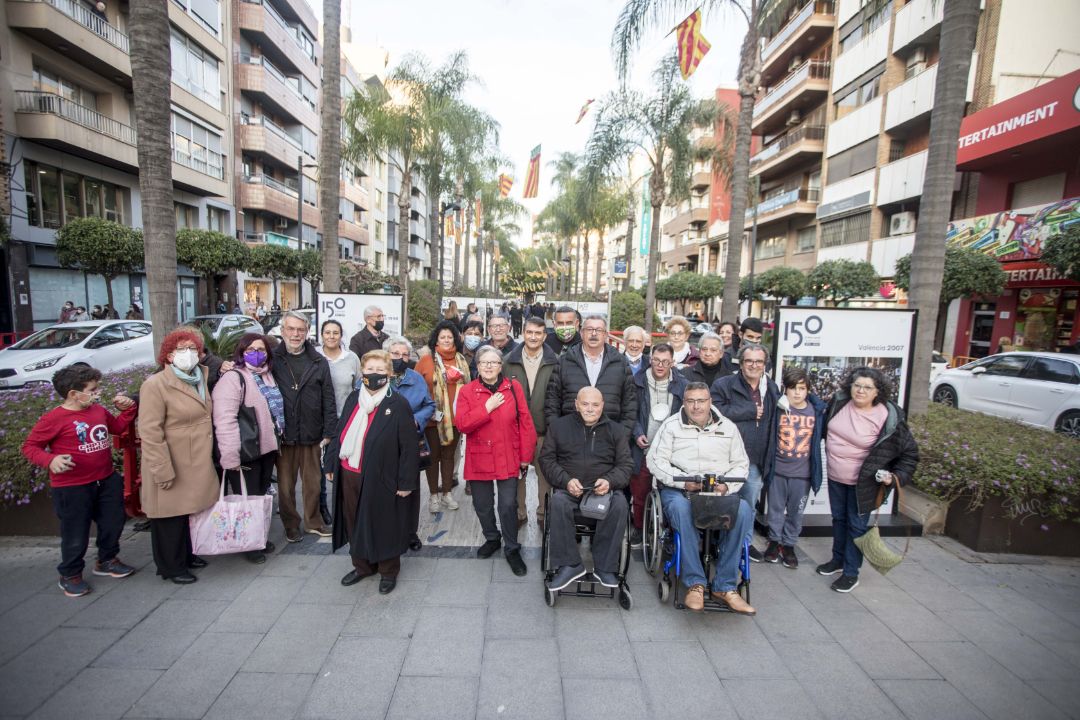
[{"x1": 172, "y1": 348, "x2": 199, "y2": 373}]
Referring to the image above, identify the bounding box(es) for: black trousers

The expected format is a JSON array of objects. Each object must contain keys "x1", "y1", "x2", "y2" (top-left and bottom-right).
[
  {"x1": 548, "y1": 490, "x2": 627, "y2": 573},
  {"x1": 51, "y1": 472, "x2": 126, "y2": 577},
  {"x1": 150, "y1": 514, "x2": 194, "y2": 579},
  {"x1": 224, "y1": 451, "x2": 277, "y2": 496},
  {"x1": 470, "y1": 478, "x2": 519, "y2": 553}
]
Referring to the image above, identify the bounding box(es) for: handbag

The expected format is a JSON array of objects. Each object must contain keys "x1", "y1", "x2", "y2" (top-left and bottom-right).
[
  {"x1": 579, "y1": 489, "x2": 611, "y2": 520},
  {"x1": 853, "y1": 483, "x2": 907, "y2": 575},
  {"x1": 230, "y1": 370, "x2": 262, "y2": 464},
  {"x1": 189, "y1": 469, "x2": 273, "y2": 555}
]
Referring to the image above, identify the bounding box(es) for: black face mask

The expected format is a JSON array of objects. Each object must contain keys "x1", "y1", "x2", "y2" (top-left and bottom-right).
[
  {"x1": 373, "y1": 320, "x2": 385, "y2": 332},
  {"x1": 362, "y1": 372, "x2": 389, "y2": 389},
  {"x1": 391, "y1": 358, "x2": 407, "y2": 375}
]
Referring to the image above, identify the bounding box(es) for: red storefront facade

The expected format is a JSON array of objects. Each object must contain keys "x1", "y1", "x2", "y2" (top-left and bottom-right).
[{"x1": 950, "y1": 69, "x2": 1080, "y2": 359}]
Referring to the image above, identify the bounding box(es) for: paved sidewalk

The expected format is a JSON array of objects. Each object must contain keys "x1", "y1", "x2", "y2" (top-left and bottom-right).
[{"x1": 1, "y1": 512, "x2": 1079, "y2": 719}]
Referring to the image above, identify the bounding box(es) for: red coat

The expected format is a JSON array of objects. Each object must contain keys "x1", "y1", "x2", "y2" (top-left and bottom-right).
[{"x1": 454, "y1": 376, "x2": 537, "y2": 481}]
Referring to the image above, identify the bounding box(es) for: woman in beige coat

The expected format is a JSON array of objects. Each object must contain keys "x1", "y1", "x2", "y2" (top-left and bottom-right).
[{"x1": 139, "y1": 328, "x2": 219, "y2": 584}]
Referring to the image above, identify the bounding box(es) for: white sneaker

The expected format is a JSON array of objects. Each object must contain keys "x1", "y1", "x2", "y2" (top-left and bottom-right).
[
  {"x1": 441, "y1": 492, "x2": 460, "y2": 511},
  {"x1": 428, "y1": 495, "x2": 442, "y2": 513}
]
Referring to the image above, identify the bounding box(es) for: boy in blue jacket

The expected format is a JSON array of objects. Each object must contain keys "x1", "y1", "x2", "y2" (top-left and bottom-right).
[{"x1": 764, "y1": 366, "x2": 826, "y2": 568}]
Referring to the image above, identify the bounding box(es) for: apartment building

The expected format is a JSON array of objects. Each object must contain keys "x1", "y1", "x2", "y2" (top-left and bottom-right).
[
  {"x1": 386, "y1": 151, "x2": 430, "y2": 282},
  {"x1": 2, "y1": 0, "x2": 237, "y2": 329}
]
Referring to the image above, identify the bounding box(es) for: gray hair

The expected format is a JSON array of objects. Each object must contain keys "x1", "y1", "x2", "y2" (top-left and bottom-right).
[
  {"x1": 474, "y1": 344, "x2": 503, "y2": 364},
  {"x1": 623, "y1": 325, "x2": 646, "y2": 341},
  {"x1": 698, "y1": 331, "x2": 723, "y2": 349},
  {"x1": 283, "y1": 309, "x2": 310, "y2": 328},
  {"x1": 582, "y1": 314, "x2": 607, "y2": 329},
  {"x1": 383, "y1": 334, "x2": 412, "y2": 354},
  {"x1": 736, "y1": 342, "x2": 770, "y2": 368},
  {"x1": 684, "y1": 381, "x2": 711, "y2": 394},
  {"x1": 363, "y1": 305, "x2": 383, "y2": 320}
]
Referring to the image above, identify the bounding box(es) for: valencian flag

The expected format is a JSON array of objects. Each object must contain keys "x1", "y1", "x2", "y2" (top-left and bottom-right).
[
  {"x1": 575, "y1": 99, "x2": 594, "y2": 124},
  {"x1": 522, "y1": 145, "x2": 541, "y2": 199},
  {"x1": 675, "y1": 9, "x2": 711, "y2": 79},
  {"x1": 444, "y1": 212, "x2": 455, "y2": 242},
  {"x1": 474, "y1": 190, "x2": 483, "y2": 236},
  {"x1": 498, "y1": 174, "x2": 513, "y2": 197}
]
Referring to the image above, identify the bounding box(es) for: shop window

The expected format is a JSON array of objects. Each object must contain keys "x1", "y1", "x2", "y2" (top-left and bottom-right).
[{"x1": 1024, "y1": 358, "x2": 1079, "y2": 385}]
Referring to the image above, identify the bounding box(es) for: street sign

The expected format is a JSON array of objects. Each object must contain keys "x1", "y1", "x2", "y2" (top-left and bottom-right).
[{"x1": 612, "y1": 258, "x2": 628, "y2": 279}]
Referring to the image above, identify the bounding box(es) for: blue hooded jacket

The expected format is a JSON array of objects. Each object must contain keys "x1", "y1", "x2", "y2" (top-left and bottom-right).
[{"x1": 768, "y1": 393, "x2": 828, "y2": 494}]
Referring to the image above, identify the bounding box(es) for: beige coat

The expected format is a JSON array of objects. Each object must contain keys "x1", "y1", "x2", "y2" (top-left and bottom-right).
[{"x1": 139, "y1": 367, "x2": 219, "y2": 519}]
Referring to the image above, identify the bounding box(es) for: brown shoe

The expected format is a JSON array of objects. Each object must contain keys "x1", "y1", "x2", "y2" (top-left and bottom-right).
[
  {"x1": 685, "y1": 584, "x2": 706, "y2": 611},
  {"x1": 712, "y1": 589, "x2": 756, "y2": 616}
]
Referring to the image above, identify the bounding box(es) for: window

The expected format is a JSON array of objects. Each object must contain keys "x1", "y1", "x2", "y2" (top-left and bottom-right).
[
  {"x1": 172, "y1": 0, "x2": 220, "y2": 37},
  {"x1": 833, "y1": 73, "x2": 882, "y2": 118},
  {"x1": 838, "y1": 0, "x2": 888, "y2": 55},
  {"x1": 122, "y1": 323, "x2": 151, "y2": 339},
  {"x1": 89, "y1": 325, "x2": 126, "y2": 347},
  {"x1": 63, "y1": 173, "x2": 81, "y2": 225},
  {"x1": 171, "y1": 111, "x2": 224, "y2": 179},
  {"x1": 38, "y1": 166, "x2": 61, "y2": 229},
  {"x1": 827, "y1": 138, "x2": 878, "y2": 184},
  {"x1": 175, "y1": 202, "x2": 197, "y2": 229},
  {"x1": 820, "y1": 211, "x2": 871, "y2": 248},
  {"x1": 375, "y1": 220, "x2": 383, "y2": 241},
  {"x1": 374, "y1": 251, "x2": 383, "y2": 270},
  {"x1": 32, "y1": 67, "x2": 97, "y2": 109},
  {"x1": 302, "y1": 176, "x2": 317, "y2": 205},
  {"x1": 207, "y1": 206, "x2": 228, "y2": 233},
  {"x1": 755, "y1": 236, "x2": 786, "y2": 260},
  {"x1": 796, "y1": 226, "x2": 816, "y2": 253},
  {"x1": 1024, "y1": 358, "x2": 1080, "y2": 385},
  {"x1": 170, "y1": 30, "x2": 221, "y2": 108},
  {"x1": 983, "y1": 355, "x2": 1029, "y2": 377},
  {"x1": 22, "y1": 161, "x2": 128, "y2": 228},
  {"x1": 375, "y1": 189, "x2": 384, "y2": 207}
]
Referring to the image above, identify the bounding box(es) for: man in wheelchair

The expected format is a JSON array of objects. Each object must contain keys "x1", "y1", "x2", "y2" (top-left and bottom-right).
[
  {"x1": 646, "y1": 382, "x2": 756, "y2": 615},
  {"x1": 539, "y1": 387, "x2": 633, "y2": 591}
]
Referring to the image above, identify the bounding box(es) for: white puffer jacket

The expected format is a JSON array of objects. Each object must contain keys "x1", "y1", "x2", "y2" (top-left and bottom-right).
[{"x1": 646, "y1": 407, "x2": 749, "y2": 490}]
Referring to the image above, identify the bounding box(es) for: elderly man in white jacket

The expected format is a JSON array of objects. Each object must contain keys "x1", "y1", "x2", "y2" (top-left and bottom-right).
[{"x1": 646, "y1": 381, "x2": 756, "y2": 615}]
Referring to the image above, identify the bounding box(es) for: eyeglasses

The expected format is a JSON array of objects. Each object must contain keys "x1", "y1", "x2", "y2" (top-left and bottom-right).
[
  {"x1": 477, "y1": 360, "x2": 502, "y2": 367},
  {"x1": 650, "y1": 359, "x2": 672, "y2": 368},
  {"x1": 742, "y1": 359, "x2": 766, "y2": 367},
  {"x1": 667, "y1": 329, "x2": 686, "y2": 337},
  {"x1": 583, "y1": 328, "x2": 606, "y2": 335},
  {"x1": 684, "y1": 398, "x2": 711, "y2": 405},
  {"x1": 852, "y1": 383, "x2": 877, "y2": 392}
]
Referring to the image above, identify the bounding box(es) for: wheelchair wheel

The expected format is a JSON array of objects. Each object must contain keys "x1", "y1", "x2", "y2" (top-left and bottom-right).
[
  {"x1": 544, "y1": 586, "x2": 556, "y2": 607},
  {"x1": 642, "y1": 490, "x2": 663, "y2": 577},
  {"x1": 618, "y1": 586, "x2": 633, "y2": 611},
  {"x1": 657, "y1": 579, "x2": 670, "y2": 603}
]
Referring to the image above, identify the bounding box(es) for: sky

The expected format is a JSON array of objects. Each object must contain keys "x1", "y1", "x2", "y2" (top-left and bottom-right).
[{"x1": 329, "y1": 0, "x2": 750, "y2": 245}]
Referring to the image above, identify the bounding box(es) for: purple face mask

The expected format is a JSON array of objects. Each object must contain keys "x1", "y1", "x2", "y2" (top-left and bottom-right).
[{"x1": 243, "y1": 349, "x2": 267, "y2": 367}]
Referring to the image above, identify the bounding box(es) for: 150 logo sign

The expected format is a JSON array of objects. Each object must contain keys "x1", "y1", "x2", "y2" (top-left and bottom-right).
[{"x1": 783, "y1": 315, "x2": 823, "y2": 349}]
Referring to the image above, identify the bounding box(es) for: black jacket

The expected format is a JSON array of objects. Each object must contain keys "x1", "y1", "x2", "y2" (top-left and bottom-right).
[
  {"x1": 544, "y1": 344, "x2": 637, "y2": 433},
  {"x1": 539, "y1": 413, "x2": 633, "y2": 491},
  {"x1": 545, "y1": 331, "x2": 581, "y2": 357},
  {"x1": 631, "y1": 368, "x2": 687, "y2": 473},
  {"x1": 326, "y1": 389, "x2": 420, "y2": 559},
  {"x1": 824, "y1": 393, "x2": 920, "y2": 514},
  {"x1": 349, "y1": 327, "x2": 389, "y2": 358},
  {"x1": 710, "y1": 372, "x2": 779, "y2": 474},
  {"x1": 682, "y1": 359, "x2": 725, "y2": 389},
  {"x1": 270, "y1": 342, "x2": 338, "y2": 445},
  {"x1": 718, "y1": 348, "x2": 741, "y2": 379}
]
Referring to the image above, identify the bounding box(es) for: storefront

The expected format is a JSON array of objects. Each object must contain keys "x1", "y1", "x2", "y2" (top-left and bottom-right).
[{"x1": 949, "y1": 69, "x2": 1080, "y2": 359}]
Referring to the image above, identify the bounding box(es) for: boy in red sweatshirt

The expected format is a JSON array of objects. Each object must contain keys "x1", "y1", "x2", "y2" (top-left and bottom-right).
[{"x1": 22, "y1": 365, "x2": 138, "y2": 597}]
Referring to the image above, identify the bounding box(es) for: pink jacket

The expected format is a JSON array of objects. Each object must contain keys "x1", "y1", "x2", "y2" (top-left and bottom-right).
[{"x1": 212, "y1": 367, "x2": 280, "y2": 469}]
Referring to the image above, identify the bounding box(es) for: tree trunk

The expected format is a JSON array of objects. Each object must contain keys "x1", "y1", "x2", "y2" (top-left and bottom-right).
[
  {"x1": 272, "y1": 276, "x2": 279, "y2": 306},
  {"x1": 623, "y1": 212, "x2": 636, "y2": 292},
  {"x1": 128, "y1": 0, "x2": 176, "y2": 350},
  {"x1": 476, "y1": 231, "x2": 484, "y2": 292},
  {"x1": 318, "y1": 0, "x2": 341, "y2": 294},
  {"x1": 103, "y1": 275, "x2": 116, "y2": 316},
  {"x1": 398, "y1": 170, "x2": 411, "y2": 325},
  {"x1": 580, "y1": 235, "x2": 589, "y2": 298},
  {"x1": 462, "y1": 202, "x2": 472, "y2": 288},
  {"x1": 594, "y1": 229, "x2": 604, "y2": 293},
  {"x1": 720, "y1": 18, "x2": 761, "y2": 324},
  {"x1": 908, "y1": 0, "x2": 980, "y2": 416},
  {"x1": 643, "y1": 190, "x2": 664, "y2": 337}
]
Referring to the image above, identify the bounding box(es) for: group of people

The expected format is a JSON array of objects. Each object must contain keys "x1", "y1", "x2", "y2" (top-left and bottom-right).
[
  {"x1": 57, "y1": 300, "x2": 142, "y2": 323},
  {"x1": 23, "y1": 302, "x2": 918, "y2": 616}
]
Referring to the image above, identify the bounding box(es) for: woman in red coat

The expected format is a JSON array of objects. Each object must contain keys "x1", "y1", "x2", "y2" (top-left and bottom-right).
[{"x1": 455, "y1": 344, "x2": 537, "y2": 576}]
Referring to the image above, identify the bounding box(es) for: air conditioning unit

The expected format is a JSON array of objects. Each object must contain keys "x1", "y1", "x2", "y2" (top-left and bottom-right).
[
  {"x1": 889, "y1": 211, "x2": 917, "y2": 236},
  {"x1": 786, "y1": 109, "x2": 802, "y2": 126},
  {"x1": 274, "y1": 219, "x2": 289, "y2": 230},
  {"x1": 909, "y1": 46, "x2": 927, "y2": 65},
  {"x1": 788, "y1": 55, "x2": 804, "y2": 71}
]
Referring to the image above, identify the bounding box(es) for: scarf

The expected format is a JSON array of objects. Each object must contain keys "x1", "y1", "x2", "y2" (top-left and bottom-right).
[
  {"x1": 646, "y1": 371, "x2": 671, "y2": 440},
  {"x1": 339, "y1": 384, "x2": 390, "y2": 470},
  {"x1": 251, "y1": 366, "x2": 285, "y2": 434},
  {"x1": 481, "y1": 374, "x2": 503, "y2": 394},
  {"x1": 433, "y1": 351, "x2": 470, "y2": 446},
  {"x1": 171, "y1": 364, "x2": 205, "y2": 401}
]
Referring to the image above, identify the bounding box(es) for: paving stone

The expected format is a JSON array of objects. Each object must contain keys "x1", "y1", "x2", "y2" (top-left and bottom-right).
[
  {"x1": 0, "y1": 627, "x2": 124, "y2": 716},
  {"x1": 385, "y1": 675, "x2": 479, "y2": 720},
  {"x1": 775, "y1": 641, "x2": 905, "y2": 719},
  {"x1": 257, "y1": 553, "x2": 324, "y2": 578},
  {"x1": 1029, "y1": 679, "x2": 1080, "y2": 720},
  {"x1": 563, "y1": 678, "x2": 646, "y2": 720},
  {"x1": 0, "y1": 564, "x2": 61, "y2": 615},
  {"x1": 884, "y1": 561, "x2": 987, "y2": 612},
  {"x1": 861, "y1": 599, "x2": 964, "y2": 643},
  {"x1": 0, "y1": 591, "x2": 95, "y2": 665},
  {"x1": 974, "y1": 637, "x2": 1077, "y2": 681},
  {"x1": 971, "y1": 586, "x2": 1080, "y2": 644},
  {"x1": 242, "y1": 602, "x2": 350, "y2": 673},
  {"x1": 618, "y1": 591, "x2": 698, "y2": 642},
  {"x1": 168, "y1": 555, "x2": 261, "y2": 601},
  {"x1": 291, "y1": 555, "x2": 366, "y2": 606},
  {"x1": 125, "y1": 632, "x2": 262, "y2": 719},
  {"x1": 206, "y1": 575, "x2": 306, "y2": 634},
  {"x1": 632, "y1": 641, "x2": 737, "y2": 719},
  {"x1": 841, "y1": 639, "x2": 941, "y2": 680},
  {"x1": 477, "y1": 638, "x2": 562, "y2": 720},
  {"x1": 401, "y1": 604, "x2": 485, "y2": 677},
  {"x1": 298, "y1": 636, "x2": 408, "y2": 720},
  {"x1": 723, "y1": 678, "x2": 826, "y2": 720},
  {"x1": 809, "y1": 607, "x2": 900, "y2": 644},
  {"x1": 911, "y1": 641, "x2": 1068, "y2": 720},
  {"x1": 62, "y1": 570, "x2": 177, "y2": 630},
  {"x1": 876, "y1": 679, "x2": 989, "y2": 720},
  {"x1": 92, "y1": 599, "x2": 229, "y2": 670},
  {"x1": 485, "y1": 580, "x2": 555, "y2": 639},
  {"x1": 936, "y1": 609, "x2": 1027, "y2": 643},
  {"x1": 555, "y1": 607, "x2": 636, "y2": 679},
  {"x1": 423, "y1": 557, "x2": 493, "y2": 606},
  {"x1": 203, "y1": 672, "x2": 315, "y2": 720},
  {"x1": 1043, "y1": 640, "x2": 1080, "y2": 671},
  {"x1": 339, "y1": 579, "x2": 426, "y2": 638},
  {"x1": 27, "y1": 667, "x2": 161, "y2": 720},
  {"x1": 701, "y1": 635, "x2": 792, "y2": 680}
]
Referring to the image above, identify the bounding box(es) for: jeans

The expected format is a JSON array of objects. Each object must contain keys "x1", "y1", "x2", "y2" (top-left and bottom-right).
[
  {"x1": 660, "y1": 487, "x2": 752, "y2": 593},
  {"x1": 471, "y1": 478, "x2": 520, "y2": 553},
  {"x1": 51, "y1": 472, "x2": 126, "y2": 577},
  {"x1": 738, "y1": 463, "x2": 763, "y2": 509},
  {"x1": 548, "y1": 490, "x2": 627, "y2": 572},
  {"x1": 766, "y1": 474, "x2": 811, "y2": 546},
  {"x1": 828, "y1": 480, "x2": 870, "y2": 577}
]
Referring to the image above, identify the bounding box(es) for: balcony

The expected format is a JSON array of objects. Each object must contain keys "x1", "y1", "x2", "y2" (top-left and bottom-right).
[
  {"x1": 877, "y1": 149, "x2": 927, "y2": 207},
  {"x1": 239, "y1": 115, "x2": 303, "y2": 168},
  {"x1": 752, "y1": 58, "x2": 830, "y2": 133},
  {"x1": 662, "y1": 199, "x2": 709, "y2": 236},
  {"x1": 237, "y1": 0, "x2": 317, "y2": 83},
  {"x1": 825, "y1": 96, "x2": 882, "y2": 157},
  {"x1": 760, "y1": 1, "x2": 836, "y2": 80},
  {"x1": 7, "y1": 0, "x2": 131, "y2": 82},
  {"x1": 893, "y1": 0, "x2": 943, "y2": 55},
  {"x1": 241, "y1": 230, "x2": 299, "y2": 249},
  {"x1": 408, "y1": 244, "x2": 424, "y2": 261},
  {"x1": 745, "y1": 187, "x2": 819, "y2": 227},
  {"x1": 690, "y1": 170, "x2": 711, "y2": 190},
  {"x1": 884, "y1": 63, "x2": 936, "y2": 132},
  {"x1": 240, "y1": 174, "x2": 319, "y2": 224},
  {"x1": 750, "y1": 123, "x2": 825, "y2": 179},
  {"x1": 340, "y1": 179, "x2": 369, "y2": 212},
  {"x1": 338, "y1": 220, "x2": 369, "y2": 245},
  {"x1": 274, "y1": 0, "x2": 317, "y2": 38},
  {"x1": 832, "y1": 19, "x2": 890, "y2": 92},
  {"x1": 236, "y1": 54, "x2": 317, "y2": 129},
  {"x1": 15, "y1": 90, "x2": 136, "y2": 171}
]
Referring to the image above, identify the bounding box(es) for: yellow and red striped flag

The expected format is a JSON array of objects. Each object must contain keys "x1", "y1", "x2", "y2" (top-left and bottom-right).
[
  {"x1": 444, "y1": 212, "x2": 455, "y2": 241},
  {"x1": 675, "y1": 9, "x2": 711, "y2": 79},
  {"x1": 474, "y1": 190, "x2": 483, "y2": 235},
  {"x1": 522, "y1": 145, "x2": 541, "y2": 199},
  {"x1": 575, "y1": 99, "x2": 595, "y2": 124},
  {"x1": 498, "y1": 174, "x2": 513, "y2": 197}
]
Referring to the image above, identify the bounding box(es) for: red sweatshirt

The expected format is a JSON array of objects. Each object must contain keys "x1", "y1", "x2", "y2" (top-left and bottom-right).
[{"x1": 22, "y1": 403, "x2": 138, "y2": 488}]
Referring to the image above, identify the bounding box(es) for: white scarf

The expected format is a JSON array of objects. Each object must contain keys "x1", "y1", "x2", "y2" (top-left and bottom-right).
[{"x1": 339, "y1": 384, "x2": 389, "y2": 469}]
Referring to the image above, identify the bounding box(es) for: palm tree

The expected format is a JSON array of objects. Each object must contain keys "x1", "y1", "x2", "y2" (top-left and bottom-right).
[
  {"x1": 535, "y1": 191, "x2": 583, "y2": 297},
  {"x1": 128, "y1": 0, "x2": 176, "y2": 348},
  {"x1": 478, "y1": 179, "x2": 526, "y2": 293},
  {"x1": 344, "y1": 51, "x2": 474, "y2": 325},
  {"x1": 907, "y1": 0, "x2": 980, "y2": 415},
  {"x1": 584, "y1": 181, "x2": 633, "y2": 293},
  {"x1": 612, "y1": 0, "x2": 791, "y2": 323},
  {"x1": 318, "y1": 0, "x2": 342, "y2": 293},
  {"x1": 585, "y1": 55, "x2": 728, "y2": 336}
]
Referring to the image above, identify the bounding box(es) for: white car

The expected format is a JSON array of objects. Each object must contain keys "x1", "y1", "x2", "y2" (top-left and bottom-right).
[
  {"x1": 189, "y1": 314, "x2": 263, "y2": 341},
  {"x1": 0, "y1": 320, "x2": 155, "y2": 389},
  {"x1": 930, "y1": 351, "x2": 1080, "y2": 436},
  {"x1": 930, "y1": 351, "x2": 949, "y2": 383},
  {"x1": 267, "y1": 308, "x2": 317, "y2": 343}
]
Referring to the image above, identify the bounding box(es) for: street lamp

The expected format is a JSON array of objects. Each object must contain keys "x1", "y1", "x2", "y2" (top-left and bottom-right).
[
  {"x1": 437, "y1": 199, "x2": 461, "y2": 308},
  {"x1": 296, "y1": 153, "x2": 319, "y2": 308}
]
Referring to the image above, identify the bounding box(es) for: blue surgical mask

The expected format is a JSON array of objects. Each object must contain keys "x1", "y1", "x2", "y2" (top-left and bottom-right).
[{"x1": 464, "y1": 335, "x2": 482, "y2": 351}]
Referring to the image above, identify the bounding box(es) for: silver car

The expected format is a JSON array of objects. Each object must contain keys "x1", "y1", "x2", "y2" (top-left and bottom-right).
[
  {"x1": 0, "y1": 320, "x2": 155, "y2": 389},
  {"x1": 930, "y1": 351, "x2": 1080, "y2": 436}
]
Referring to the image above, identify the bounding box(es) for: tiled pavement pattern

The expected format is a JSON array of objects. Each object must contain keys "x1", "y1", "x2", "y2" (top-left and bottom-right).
[{"x1": 1, "y1": 488, "x2": 1079, "y2": 720}]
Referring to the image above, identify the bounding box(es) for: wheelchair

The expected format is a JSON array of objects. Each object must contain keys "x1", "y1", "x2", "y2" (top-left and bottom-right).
[
  {"x1": 642, "y1": 483, "x2": 751, "y2": 613},
  {"x1": 540, "y1": 490, "x2": 633, "y2": 610}
]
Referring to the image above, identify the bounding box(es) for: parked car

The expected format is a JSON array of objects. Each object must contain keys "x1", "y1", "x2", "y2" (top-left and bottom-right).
[
  {"x1": 189, "y1": 314, "x2": 263, "y2": 341},
  {"x1": 266, "y1": 308, "x2": 317, "y2": 343},
  {"x1": 930, "y1": 351, "x2": 1080, "y2": 437},
  {"x1": 930, "y1": 351, "x2": 949, "y2": 383},
  {"x1": 0, "y1": 320, "x2": 155, "y2": 389}
]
